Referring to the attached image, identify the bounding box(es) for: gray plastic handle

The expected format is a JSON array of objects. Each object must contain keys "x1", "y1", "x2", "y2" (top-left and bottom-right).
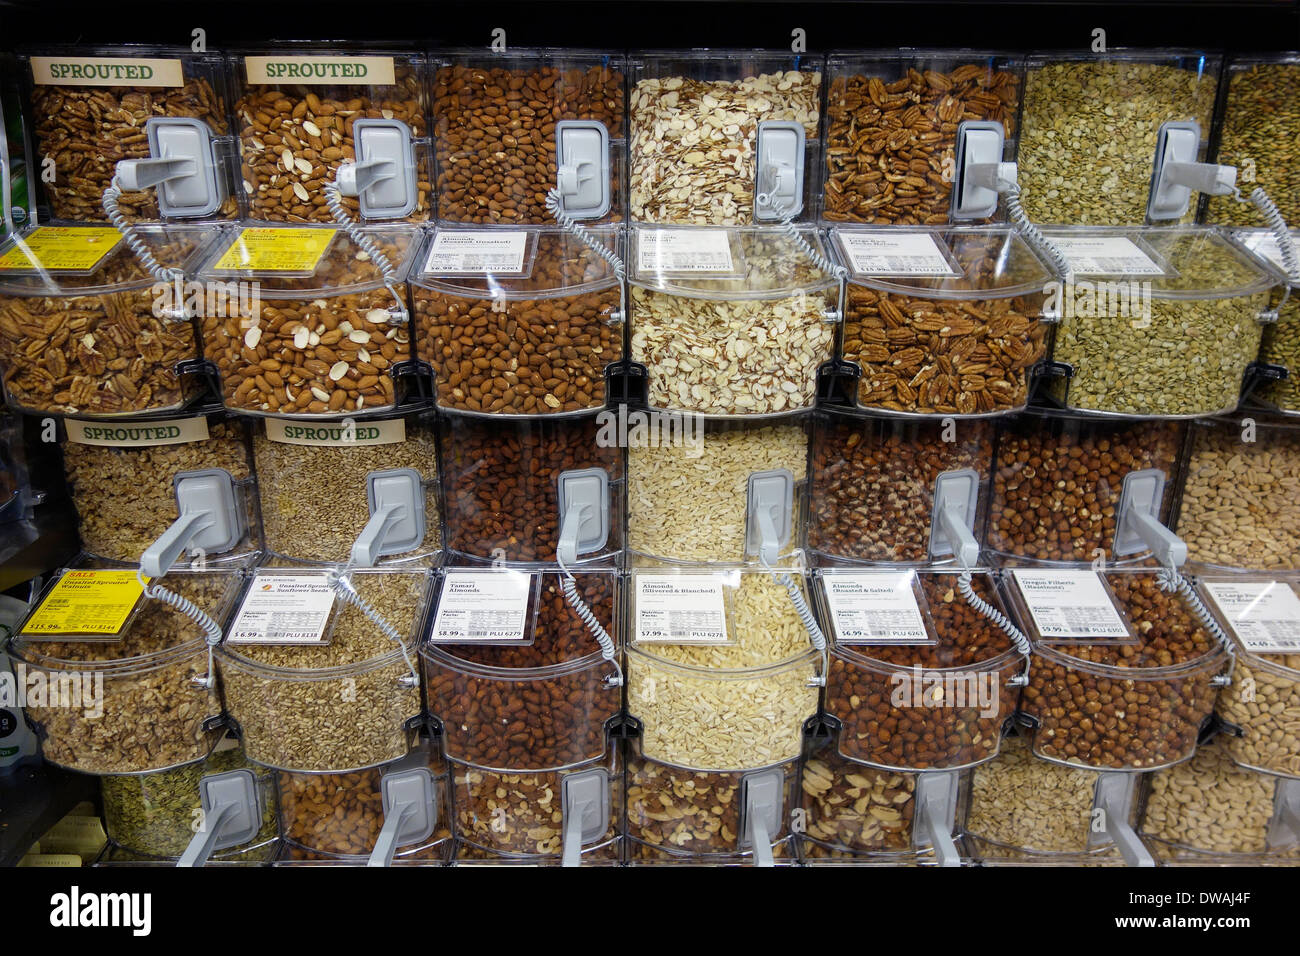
[
  {"x1": 367, "y1": 767, "x2": 437, "y2": 868},
  {"x1": 341, "y1": 118, "x2": 417, "y2": 220},
  {"x1": 929, "y1": 468, "x2": 981, "y2": 569},
  {"x1": 1092, "y1": 772, "x2": 1156, "y2": 867},
  {"x1": 1114, "y1": 468, "x2": 1186, "y2": 567},
  {"x1": 556, "y1": 468, "x2": 610, "y2": 565},
  {"x1": 745, "y1": 469, "x2": 794, "y2": 563},
  {"x1": 754, "y1": 121, "x2": 806, "y2": 219},
  {"x1": 177, "y1": 770, "x2": 262, "y2": 868},
  {"x1": 913, "y1": 771, "x2": 961, "y2": 867},
  {"x1": 351, "y1": 468, "x2": 425, "y2": 567},
  {"x1": 740, "y1": 767, "x2": 784, "y2": 868},
  {"x1": 1147, "y1": 121, "x2": 1234, "y2": 221},
  {"x1": 140, "y1": 469, "x2": 242, "y2": 577},
  {"x1": 117, "y1": 117, "x2": 226, "y2": 218},
  {"x1": 951, "y1": 121, "x2": 1010, "y2": 220},
  {"x1": 560, "y1": 769, "x2": 611, "y2": 868},
  {"x1": 555, "y1": 120, "x2": 611, "y2": 220}
]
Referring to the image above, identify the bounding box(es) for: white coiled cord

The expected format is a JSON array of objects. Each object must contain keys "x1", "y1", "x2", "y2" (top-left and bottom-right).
[
  {"x1": 1156, "y1": 566, "x2": 1235, "y2": 658},
  {"x1": 544, "y1": 188, "x2": 625, "y2": 283},
  {"x1": 324, "y1": 181, "x2": 408, "y2": 321},
  {"x1": 957, "y1": 569, "x2": 1032, "y2": 657},
  {"x1": 1002, "y1": 181, "x2": 1073, "y2": 282},
  {"x1": 757, "y1": 194, "x2": 848, "y2": 281},
  {"x1": 1245, "y1": 186, "x2": 1300, "y2": 285},
  {"x1": 136, "y1": 570, "x2": 223, "y2": 689},
  {"x1": 103, "y1": 177, "x2": 182, "y2": 285},
  {"x1": 556, "y1": 550, "x2": 622, "y2": 688},
  {"x1": 327, "y1": 568, "x2": 420, "y2": 685},
  {"x1": 759, "y1": 556, "x2": 828, "y2": 687}
]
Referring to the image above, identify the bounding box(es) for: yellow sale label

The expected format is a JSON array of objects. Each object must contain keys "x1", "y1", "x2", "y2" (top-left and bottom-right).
[
  {"x1": 20, "y1": 570, "x2": 149, "y2": 637},
  {"x1": 0, "y1": 227, "x2": 123, "y2": 272},
  {"x1": 212, "y1": 227, "x2": 337, "y2": 273}
]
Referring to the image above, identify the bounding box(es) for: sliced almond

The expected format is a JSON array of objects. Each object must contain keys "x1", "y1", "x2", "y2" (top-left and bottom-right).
[
  {"x1": 348, "y1": 329, "x2": 370, "y2": 344},
  {"x1": 295, "y1": 158, "x2": 314, "y2": 176},
  {"x1": 280, "y1": 148, "x2": 294, "y2": 171},
  {"x1": 310, "y1": 386, "x2": 330, "y2": 402},
  {"x1": 293, "y1": 327, "x2": 310, "y2": 349},
  {"x1": 302, "y1": 120, "x2": 322, "y2": 137},
  {"x1": 244, "y1": 326, "x2": 262, "y2": 349},
  {"x1": 366, "y1": 308, "x2": 389, "y2": 325},
  {"x1": 328, "y1": 361, "x2": 349, "y2": 381},
  {"x1": 292, "y1": 182, "x2": 310, "y2": 202}
]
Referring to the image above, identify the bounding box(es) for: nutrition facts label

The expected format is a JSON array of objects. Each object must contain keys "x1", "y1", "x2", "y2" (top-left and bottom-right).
[
  {"x1": 1011, "y1": 569, "x2": 1132, "y2": 641},
  {"x1": 823, "y1": 571, "x2": 930, "y2": 644},
  {"x1": 424, "y1": 231, "x2": 529, "y2": 274},
  {"x1": 838, "y1": 232, "x2": 960, "y2": 277},
  {"x1": 430, "y1": 571, "x2": 534, "y2": 644},
  {"x1": 1051, "y1": 236, "x2": 1166, "y2": 276},
  {"x1": 229, "y1": 573, "x2": 336, "y2": 645},
  {"x1": 635, "y1": 575, "x2": 729, "y2": 645},
  {"x1": 636, "y1": 229, "x2": 736, "y2": 274},
  {"x1": 1203, "y1": 580, "x2": 1300, "y2": 654}
]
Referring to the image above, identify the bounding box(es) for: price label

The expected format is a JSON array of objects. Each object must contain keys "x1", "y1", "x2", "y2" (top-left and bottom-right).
[
  {"x1": 211, "y1": 227, "x2": 337, "y2": 273},
  {"x1": 636, "y1": 229, "x2": 736, "y2": 274},
  {"x1": 1051, "y1": 236, "x2": 1166, "y2": 276},
  {"x1": 837, "y1": 232, "x2": 959, "y2": 277},
  {"x1": 19, "y1": 570, "x2": 147, "y2": 638},
  {"x1": 1011, "y1": 569, "x2": 1133, "y2": 641},
  {"x1": 430, "y1": 572, "x2": 534, "y2": 644},
  {"x1": 635, "y1": 575, "x2": 729, "y2": 645},
  {"x1": 823, "y1": 571, "x2": 930, "y2": 645},
  {"x1": 1242, "y1": 232, "x2": 1295, "y2": 274},
  {"x1": 0, "y1": 227, "x2": 122, "y2": 272},
  {"x1": 1202, "y1": 580, "x2": 1300, "y2": 654},
  {"x1": 228, "y1": 573, "x2": 336, "y2": 645},
  {"x1": 424, "y1": 231, "x2": 529, "y2": 274}
]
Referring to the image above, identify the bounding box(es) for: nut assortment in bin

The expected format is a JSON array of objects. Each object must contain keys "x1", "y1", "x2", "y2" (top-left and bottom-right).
[
  {"x1": 277, "y1": 741, "x2": 451, "y2": 863},
  {"x1": 423, "y1": 570, "x2": 620, "y2": 771},
  {"x1": 819, "y1": 570, "x2": 1024, "y2": 772},
  {"x1": 628, "y1": 416, "x2": 807, "y2": 565},
  {"x1": 1042, "y1": 227, "x2": 1275, "y2": 418},
  {"x1": 808, "y1": 413, "x2": 992, "y2": 564},
  {"x1": 835, "y1": 227, "x2": 1050, "y2": 416},
  {"x1": 410, "y1": 227, "x2": 623, "y2": 415},
  {"x1": 629, "y1": 227, "x2": 837, "y2": 416},
  {"x1": 821, "y1": 54, "x2": 1022, "y2": 226},
  {"x1": 1010, "y1": 569, "x2": 1230, "y2": 771},
  {"x1": 7, "y1": 567, "x2": 237, "y2": 775},
  {"x1": 0, "y1": 224, "x2": 216, "y2": 416},
  {"x1": 101, "y1": 734, "x2": 279, "y2": 861},
  {"x1": 438, "y1": 411, "x2": 623, "y2": 564},
  {"x1": 22, "y1": 46, "x2": 239, "y2": 223},
  {"x1": 218, "y1": 568, "x2": 429, "y2": 773},
  {"x1": 987, "y1": 412, "x2": 1186, "y2": 565},
  {"x1": 251, "y1": 412, "x2": 440, "y2": 565},
  {"x1": 431, "y1": 51, "x2": 625, "y2": 226},
  {"x1": 60, "y1": 413, "x2": 258, "y2": 565},
  {"x1": 231, "y1": 48, "x2": 431, "y2": 223},
  {"x1": 197, "y1": 225, "x2": 417, "y2": 417}
]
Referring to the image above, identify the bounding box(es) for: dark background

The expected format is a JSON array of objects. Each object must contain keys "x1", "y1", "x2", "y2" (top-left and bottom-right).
[{"x1": 0, "y1": 0, "x2": 1297, "y2": 52}]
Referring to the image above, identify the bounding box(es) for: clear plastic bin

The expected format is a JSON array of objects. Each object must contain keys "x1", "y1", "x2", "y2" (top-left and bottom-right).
[
  {"x1": 101, "y1": 734, "x2": 279, "y2": 861},
  {"x1": 431, "y1": 51, "x2": 625, "y2": 225},
  {"x1": 1205, "y1": 55, "x2": 1300, "y2": 228},
  {"x1": 7, "y1": 566, "x2": 238, "y2": 774},
  {"x1": 438, "y1": 411, "x2": 624, "y2": 564},
  {"x1": 1016, "y1": 51, "x2": 1219, "y2": 225},
  {"x1": 276, "y1": 742, "x2": 451, "y2": 861},
  {"x1": 961, "y1": 731, "x2": 1125, "y2": 861},
  {"x1": 197, "y1": 224, "x2": 419, "y2": 417},
  {"x1": 628, "y1": 226, "x2": 837, "y2": 416},
  {"x1": 1176, "y1": 417, "x2": 1300, "y2": 572},
  {"x1": 1010, "y1": 569, "x2": 1230, "y2": 771},
  {"x1": 60, "y1": 412, "x2": 257, "y2": 565},
  {"x1": 20, "y1": 46, "x2": 239, "y2": 223},
  {"x1": 835, "y1": 227, "x2": 1050, "y2": 415},
  {"x1": 626, "y1": 567, "x2": 821, "y2": 771},
  {"x1": 987, "y1": 411, "x2": 1186, "y2": 564},
  {"x1": 1042, "y1": 226, "x2": 1275, "y2": 417},
  {"x1": 819, "y1": 570, "x2": 1024, "y2": 771},
  {"x1": 218, "y1": 568, "x2": 430, "y2": 773},
  {"x1": 628, "y1": 52, "x2": 822, "y2": 225},
  {"x1": 627, "y1": 415, "x2": 808, "y2": 564},
  {"x1": 1139, "y1": 737, "x2": 1300, "y2": 860},
  {"x1": 422, "y1": 569, "x2": 620, "y2": 771},
  {"x1": 625, "y1": 733, "x2": 797, "y2": 861},
  {"x1": 410, "y1": 227, "x2": 623, "y2": 415},
  {"x1": 808, "y1": 412, "x2": 992, "y2": 563},
  {"x1": 0, "y1": 224, "x2": 216, "y2": 416},
  {"x1": 1198, "y1": 574, "x2": 1300, "y2": 779},
  {"x1": 1230, "y1": 228, "x2": 1300, "y2": 415},
  {"x1": 822, "y1": 53, "x2": 1022, "y2": 225},
  {"x1": 230, "y1": 48, "x2": 431, "y2": 223},
  {"x1": 449, "y1": 749, "x2": 620, "y2": 858},
  {"x1": 251, "y1": 411, "x2": 440, "y2": 565}
]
